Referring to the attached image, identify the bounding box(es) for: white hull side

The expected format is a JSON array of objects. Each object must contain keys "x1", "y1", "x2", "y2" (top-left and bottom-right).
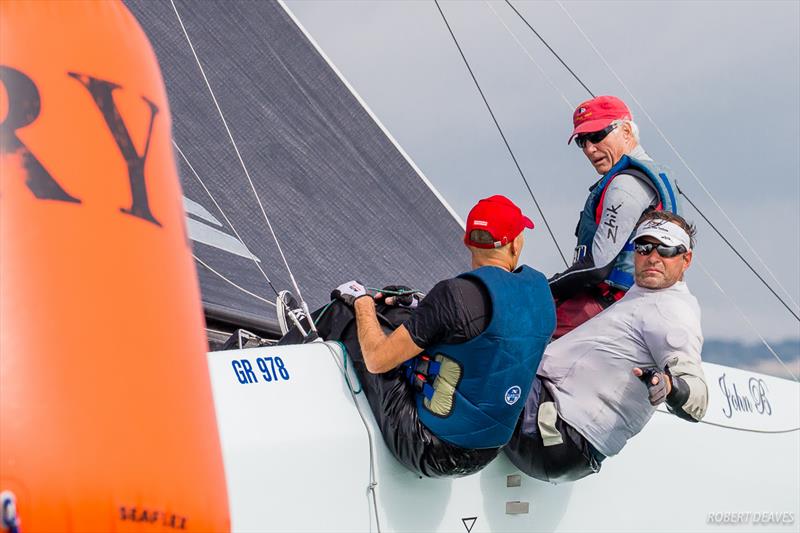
[{"x1": 208, "y1": 343, "x2": 799, "y2": 532}]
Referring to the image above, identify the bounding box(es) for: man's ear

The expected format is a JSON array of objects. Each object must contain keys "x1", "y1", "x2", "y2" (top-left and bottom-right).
[
  {"x1": 621, "y1": 121, "x2": 634, "y2": 142},
  {"x1": 682, "y1": 249, "x2": 693, "y2": 273},
  {"x1": 511, "y1": 233, "x2": 524, "y2": 258}
]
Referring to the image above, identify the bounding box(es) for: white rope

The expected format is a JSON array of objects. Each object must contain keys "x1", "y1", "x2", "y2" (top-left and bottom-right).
[
  {"x1": 174, "y1": 140, "x2": 278, "y2": 291},
  {"x1": 484, "y1": 1, "x2": 574, "y2": 111},
  {"x1": 322, "y1": 342, "x2": 382, "y2": 532},
  {"x1": 194, "y1": 254, "x2": 276, "y2": 308},
  {"x1": 170, "y1": 0, "x2": 316, "y2": 332},
  {"x1": 556, "y1": 0, "x2": 800, "y2": 314},
  {"x1": 696, "y1": 259, "x2": 798, "y2": 382},
  {"x1": 178, "y1": 141, "x2": 313, "y2": 334}
]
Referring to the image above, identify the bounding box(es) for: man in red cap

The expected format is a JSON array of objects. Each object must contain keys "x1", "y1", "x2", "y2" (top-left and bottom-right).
[
  {"x1": 550, "y1": 95, "x2": 681, "y2": 337},
  {"x1": 283, "y1": 195, "x2": 555, "y2": 477}
]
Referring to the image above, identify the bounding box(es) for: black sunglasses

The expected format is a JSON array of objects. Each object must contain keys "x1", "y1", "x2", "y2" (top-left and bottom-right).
[
  {"x1": 575, "y1": 123, "x2": 618, "y2": 148},
  {"x1": 634, "y1": 241, "x2": 687, "y2": 258}
]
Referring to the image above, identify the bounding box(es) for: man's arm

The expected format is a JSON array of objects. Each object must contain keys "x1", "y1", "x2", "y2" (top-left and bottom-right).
[
  {"x1": 640, "y1": 298, "x2": 708, "y2": 422},
  {"x1": 665, "y1": 372, "x2": 706, "y2": 422},
  {"x1": 661, "y1": 356, "x2": 708, "y2": 422},
  {"x1": 354, "y1": 297, "x2": 424, "y2": 374},
  {"x1": 548, "y1": 248, "x2": 614, "y2": 300},
  {"x1": 550, "y1": 174, "x2": 656, "y2": 299}
]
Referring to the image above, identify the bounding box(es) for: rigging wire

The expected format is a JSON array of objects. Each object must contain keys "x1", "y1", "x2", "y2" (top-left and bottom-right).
[
  {"x1": 177, "y1": 140, "x2": 311, "y2": 334},
  {"x1": 496, "y1": 1, "x2": 798, "y2": 379},
  {"x1": 193, "y1": 254, "x2": 276, "y2": 308},
  {"x1": 696, "y1": 260, "x2": 798, "y2": 382},
  {"x1": 170, "y1": 0, "x2": 317, "y2": 333},
  {"x1": 504, "y1": 0, "x2": 594, "y2": 99},
  {"x1": 174, "y1": 141, "x2": 279, "y2": 295},
  {"x1": 483, "y1": 1, "x2": 574, "y2": 111},
  {"x1": 678, "y1": 183, "x2": 800, "y2": 322},
  {"x1": 433, "y1": 0, "x2": 569, "y2": 267},
  {"x1": 554, "y1": 0, "x2": 800, "y2": 319}
]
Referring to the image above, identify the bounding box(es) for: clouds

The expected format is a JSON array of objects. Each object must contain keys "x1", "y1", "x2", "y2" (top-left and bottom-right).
[{"x1": 287, "y1": 0, "x2": 799, "y2": 342}]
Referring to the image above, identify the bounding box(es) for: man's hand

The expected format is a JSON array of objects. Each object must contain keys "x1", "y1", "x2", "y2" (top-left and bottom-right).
[
  {"x1": 331, "y1": 280, "x2": 370, "y2": 307},
  {"x1": 633, "y1": 366, "x2": 673, "y2": 406},
  {"x1": 375, "y1": 285, "x2": 424, "y2": 309}
]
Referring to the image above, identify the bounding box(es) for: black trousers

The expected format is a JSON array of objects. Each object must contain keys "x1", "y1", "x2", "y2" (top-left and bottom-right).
[
  {"x1": 279, "y1": 300, "x2": 498, "y2": 478},
  {"x1": 504, "y1": 378, "x2": 603, "y2": 483}
]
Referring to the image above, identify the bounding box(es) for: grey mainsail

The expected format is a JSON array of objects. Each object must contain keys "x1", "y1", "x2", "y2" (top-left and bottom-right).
[{"x1": 126, "y1": 0, "x2": 465, "y2": 333}]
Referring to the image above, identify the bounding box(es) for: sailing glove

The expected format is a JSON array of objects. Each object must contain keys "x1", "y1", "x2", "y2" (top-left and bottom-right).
[
  {"x1": 637, "y1": 366, "x2": 672, "y2": 406},
  {"x1": 378, "y1": 285, "x2": 424, "y2": 309},
  {"x1": 331, "y1": 280, "x2": 370, "y2": 307}
]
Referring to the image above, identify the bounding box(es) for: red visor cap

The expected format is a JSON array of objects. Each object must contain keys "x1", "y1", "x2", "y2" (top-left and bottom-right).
[
  {"x1": 464, "y1": 195, "x2": 534, "y2": 249},
  {"x1": 568, "y1": 95, "x2": 632, "y2": 144}
]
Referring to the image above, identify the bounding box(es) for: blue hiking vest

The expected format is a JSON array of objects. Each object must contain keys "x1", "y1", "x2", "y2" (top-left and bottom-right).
[
  {"x1": 405, "y1": 265, "x2": 555, "y2": 449},
  {"x1": 576, "y1": 155, "x2": 680, "y2": 290}
]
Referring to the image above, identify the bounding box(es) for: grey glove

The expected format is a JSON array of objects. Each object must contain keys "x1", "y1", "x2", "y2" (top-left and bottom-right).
[
  {"x1": 331, "y1": 280, "x2": 370, "y2": 307},
  {"x1": 637, "y1": 367, "x2": 672, "y2": 406}
]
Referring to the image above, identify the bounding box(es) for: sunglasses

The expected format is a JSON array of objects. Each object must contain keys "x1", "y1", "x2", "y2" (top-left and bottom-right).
[
  {"x1": 575, "y1": 123, "x2": 618, "y2": 148},
  {"x1": 634, "y1": 241, "x2": 687, "y2": 258}
]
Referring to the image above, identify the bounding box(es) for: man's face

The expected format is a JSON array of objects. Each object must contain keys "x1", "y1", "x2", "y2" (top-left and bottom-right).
[
  {"x1": 634, "y1": 236, "x2": 692, "y2": 290},
  {"x1": 580, "y1": 124, "x2": 629, "y2": 175}
]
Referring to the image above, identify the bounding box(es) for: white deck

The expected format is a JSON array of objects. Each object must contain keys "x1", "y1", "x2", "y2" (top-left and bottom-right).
[{"x1": 208, "y1": 343, "x2": 800, "y2": 532}]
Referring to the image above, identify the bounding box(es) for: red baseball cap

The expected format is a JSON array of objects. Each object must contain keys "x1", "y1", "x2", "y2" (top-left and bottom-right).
[
  {"x1": 567, "y1": 95, "x2": 632, "y2": 144},
  {"x1": 464, "y1": 195, "x2": 534, "y2": 249}
]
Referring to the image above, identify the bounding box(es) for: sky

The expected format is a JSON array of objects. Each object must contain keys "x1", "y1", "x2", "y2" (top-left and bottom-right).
[{"x1": 284, "y1": 0, "x2": 800, "y2": 347}]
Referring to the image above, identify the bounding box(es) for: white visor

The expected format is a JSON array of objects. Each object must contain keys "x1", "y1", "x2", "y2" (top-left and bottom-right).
[{"x1": 631, "y1": 220, "x2": 691, "y2": 249}]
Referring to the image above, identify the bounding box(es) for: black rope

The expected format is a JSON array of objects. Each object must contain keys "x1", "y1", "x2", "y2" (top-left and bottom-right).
[
  {"x1": 655, "y1": 409, "x2": 800, "y2": 433},
  {"x1": 676, "y1": 183, "x2": 800, "y2": 322},
  {"x1": 434, "y1": 0, "x2": 568, "y2": 267},
  {"x1": 505, "y1": 0, "x2": 594, "y2": 98}
]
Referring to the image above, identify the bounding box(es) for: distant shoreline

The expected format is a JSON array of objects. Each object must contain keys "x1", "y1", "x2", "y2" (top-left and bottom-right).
[{"x1": 703, "y1": 338, "x2": 800, "y2": 380}]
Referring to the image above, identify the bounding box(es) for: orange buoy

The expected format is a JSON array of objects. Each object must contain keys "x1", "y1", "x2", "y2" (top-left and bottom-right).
[{"x1": 0, "y1": 1, "x2": 230, "y2": 531}]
